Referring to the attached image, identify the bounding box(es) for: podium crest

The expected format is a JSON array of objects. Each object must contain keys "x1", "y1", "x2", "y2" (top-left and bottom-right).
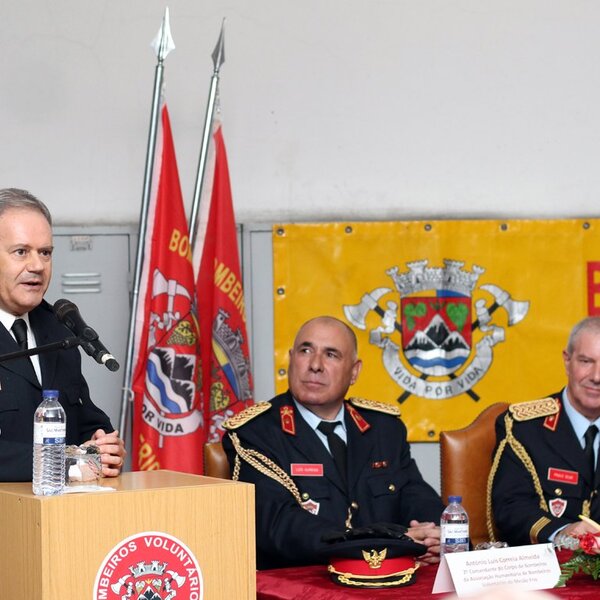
[{"x1": 94, "y1": 531, "x2": 203, "y2": 600}]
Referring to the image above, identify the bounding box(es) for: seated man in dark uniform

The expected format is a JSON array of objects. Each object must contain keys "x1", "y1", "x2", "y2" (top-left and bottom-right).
[
  {"x1": 222, "y1": 315, "x2": 444, "y2": 569},
  {"x1": 490, "y1": 316, "x2": 600, "y2": 546}
]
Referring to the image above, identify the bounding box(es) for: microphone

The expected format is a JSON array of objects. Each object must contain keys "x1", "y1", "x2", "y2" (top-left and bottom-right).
[{"x1": 53, "y1": 299, "x2": 120, "y2": 372}]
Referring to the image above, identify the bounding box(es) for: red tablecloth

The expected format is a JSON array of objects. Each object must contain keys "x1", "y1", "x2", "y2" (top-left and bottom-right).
[{"x1": 256, "y1": 561, "x2": 599, "y2": 600}]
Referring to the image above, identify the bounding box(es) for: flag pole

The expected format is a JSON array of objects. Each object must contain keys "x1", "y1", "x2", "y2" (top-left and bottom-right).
[
  {"x1": 118, "y1": 8, "x2": 176, "y2": 439},
  {"x1": 189, "y1": 19, "x2": 225, "y2": 248}
]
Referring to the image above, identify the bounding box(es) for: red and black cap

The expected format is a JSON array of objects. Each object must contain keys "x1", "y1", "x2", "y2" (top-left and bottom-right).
[{"x1": 320, "y1": 536, "x2": 426, "y2": 588}]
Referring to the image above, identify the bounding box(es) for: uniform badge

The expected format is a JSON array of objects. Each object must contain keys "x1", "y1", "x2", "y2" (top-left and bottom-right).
[
  {"x1": 543, "y1": 398, "x2": 561, "y2": 431},
  {"x1": 549, "y1": 498, "x2": 568, "y2": 518},
  {"x1": 543, "y1": 411, "x2": 560, "y2": 431},
  {"x1": 280, "y1": 405, "x2": 296, "y2": 435},
  {"x1": 301, "y1": 499, "x2": 320, "y2": 515},
  {"x1": 346, "y1": 403, "x2": 371, "y2": 433},
  {"x1": 548, "y1": 467, "x2": 579, "y2": 485},
  {"x1": 371, "y1": 460, "x2": 388, "y2": 469},
  {"x1": 291, "y1": 463, "x2": 324, "y2": 477}
]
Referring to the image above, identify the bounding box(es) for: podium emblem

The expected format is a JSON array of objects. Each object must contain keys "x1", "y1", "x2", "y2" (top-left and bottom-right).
[{"x1": 93, "y1": 531, "x2": 203, "y2": 599}]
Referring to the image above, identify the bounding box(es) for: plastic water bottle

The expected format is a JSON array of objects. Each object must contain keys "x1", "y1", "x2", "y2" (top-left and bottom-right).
[
  {"x1": 440, "y1": 495, "x2": 469, "y2": 555},
  {"x1": 32, "y1": 389, "x2": 66, "y2": 496}
]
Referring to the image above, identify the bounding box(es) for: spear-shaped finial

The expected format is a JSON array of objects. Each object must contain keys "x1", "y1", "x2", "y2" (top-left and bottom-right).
[
  {"x1": 211, "y1": 18, "x2": 225, "y2": 74},
  {"x1": 151, "y1": 6, "x2": 176, "y2": 62},
  {"x1": 189, "y1": 18, "x2": 227, "y2": 249},
  {"x1": 119, "y1": 8, "x2": 175, "y2": 438}
]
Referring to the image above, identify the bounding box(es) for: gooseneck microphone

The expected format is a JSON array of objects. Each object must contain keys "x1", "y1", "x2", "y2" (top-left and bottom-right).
[{"x1": 53, "y1": 299, "x2": 120, "y2": 372}]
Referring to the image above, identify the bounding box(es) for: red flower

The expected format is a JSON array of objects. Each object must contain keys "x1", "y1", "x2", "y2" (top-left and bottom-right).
[{"x1": 578, "y1": 533, "x2": 600, "y2": 555}]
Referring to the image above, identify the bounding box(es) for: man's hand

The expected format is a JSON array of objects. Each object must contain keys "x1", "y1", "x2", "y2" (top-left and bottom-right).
[
  {"x1": 407, "y1": 519, "x2": 441, "y2": 564},
  {"x1": 556, "y1": 521, "x2": 600, "y2": 553},
  {"x1": 87, "y1": 429, "x2": 126, "y2": 477}
]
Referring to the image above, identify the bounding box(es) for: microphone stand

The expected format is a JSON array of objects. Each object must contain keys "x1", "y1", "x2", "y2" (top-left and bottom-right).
[{"x1": 0, "y1": 336, "x2": 82, "y2": 363}]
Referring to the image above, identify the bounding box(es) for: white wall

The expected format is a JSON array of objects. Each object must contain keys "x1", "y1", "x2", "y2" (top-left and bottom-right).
[{"x1": 2, "y1": 1, "x2": 600, "y2": 224}]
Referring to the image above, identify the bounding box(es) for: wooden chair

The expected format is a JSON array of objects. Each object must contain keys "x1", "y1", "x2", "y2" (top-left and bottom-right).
[
  {"x1": 204, "y1": 441, "x2": 231, "y2": 479},
  {"x1": 439, "y1": 402, "x2": 509, "y2": 546}
]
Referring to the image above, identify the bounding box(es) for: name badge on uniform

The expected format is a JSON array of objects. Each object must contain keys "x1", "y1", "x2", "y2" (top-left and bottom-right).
[
  {"x1": 291, "y1": 463, "x2": 324, "y2": 477},
  {"x1": 547, "y1": 467, "x2": 579, "y2": 485}
]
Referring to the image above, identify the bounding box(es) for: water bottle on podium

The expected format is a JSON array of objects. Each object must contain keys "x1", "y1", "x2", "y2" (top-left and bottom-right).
[
  {"x1": 440, "y1": 495, "x2": 469, "y2": 556},
  {"x1": 32, "y1": 389, "x2": 66, "y2": 496}
]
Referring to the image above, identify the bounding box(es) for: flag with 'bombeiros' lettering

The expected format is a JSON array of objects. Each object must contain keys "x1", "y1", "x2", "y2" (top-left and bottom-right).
[
  {"x1": 195, "y1": 122, "x2": 253, "y2": 442},
  {"x1": 131, "y1": 103, "x2": 204, "y2": 473}
]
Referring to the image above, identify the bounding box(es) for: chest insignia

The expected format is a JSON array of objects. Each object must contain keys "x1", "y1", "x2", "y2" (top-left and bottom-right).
[
  {"x1": 280, "y1": 405, "x2": 296, "y2": 435},
  {"x1": 347, "y1": 403, "x2": 371, "y2": 433},
  {"x1": 544, "y1": 402, "x2": 561, "y2": 431},
  {"x1": 549, "y1": 498, "x2": 567, "y2": 518}
]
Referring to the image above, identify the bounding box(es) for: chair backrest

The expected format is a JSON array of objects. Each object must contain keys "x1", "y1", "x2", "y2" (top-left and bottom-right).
[
  {"x1": 204, "y1": 441, "x2": 231, "y2": 479},
  {"x1": 439, "y1": 402, "x2": 509, "y2": 546}
]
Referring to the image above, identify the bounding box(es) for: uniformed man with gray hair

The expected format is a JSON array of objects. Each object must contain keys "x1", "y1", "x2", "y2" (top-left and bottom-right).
[{"x1": 490, "y1": 316, "x2": 600, "y2": 546}]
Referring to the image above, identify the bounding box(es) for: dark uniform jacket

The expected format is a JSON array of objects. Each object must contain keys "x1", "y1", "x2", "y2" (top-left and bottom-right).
[
  {"x1": 490, "y1": 392, "x2": 600, "y2": 546},
  {"x1": 222, "y1": 391, "x2": 444, "y2": 569},
  {"x1": 0, "y1": 300, "x2": 113, "y2": 482}
]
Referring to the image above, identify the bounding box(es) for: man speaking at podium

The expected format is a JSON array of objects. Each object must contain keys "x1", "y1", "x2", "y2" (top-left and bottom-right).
[{"x1": 0, "y1": 188, "x2": 125, "y2": 482}]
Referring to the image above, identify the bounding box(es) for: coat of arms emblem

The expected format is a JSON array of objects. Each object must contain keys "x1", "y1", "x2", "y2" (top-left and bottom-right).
[{"x1": 344, "y1": 259, "x2": 529, "y2": 401}]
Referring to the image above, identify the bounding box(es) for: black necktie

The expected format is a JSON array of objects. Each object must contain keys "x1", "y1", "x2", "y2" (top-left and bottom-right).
[
  {"x1": 584, "y1": 424, "x2": 598, "y2": 483},
  {"x1": 317, "y1": 420, "x2": 347, "y2": 483},
  {"x1": 11, "y1": 318, "x2": 28, "y2": 350},
  {"x1": 10, "y1": 318, "x2": 37, "y2": 380}
]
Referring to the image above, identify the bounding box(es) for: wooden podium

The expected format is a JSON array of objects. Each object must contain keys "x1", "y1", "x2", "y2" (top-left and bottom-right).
[{"x1": 0, "y1": 470, "x2": 255, "y2": 599}]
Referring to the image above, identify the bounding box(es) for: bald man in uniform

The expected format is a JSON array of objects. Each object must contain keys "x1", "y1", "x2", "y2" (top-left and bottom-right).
[{"x1": 223, "y1": 316, "x2": 443, "y2": 569}]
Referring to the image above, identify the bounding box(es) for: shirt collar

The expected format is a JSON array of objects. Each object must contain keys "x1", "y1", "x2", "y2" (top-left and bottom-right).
[
  {"x1": 563, "y1": 388, "x2": 600, "y2": 445},
  {"x1": 292, "y1": 397, "x2": 346, "y2": 433},
  {"x1": 0, "y1": 307, "x2": 32, "y2": 334}
]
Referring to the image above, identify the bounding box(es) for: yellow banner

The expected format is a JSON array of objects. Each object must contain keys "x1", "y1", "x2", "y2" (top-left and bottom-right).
[{"x1": 273, "y1": 219, "x2": 600, "y2": 441}]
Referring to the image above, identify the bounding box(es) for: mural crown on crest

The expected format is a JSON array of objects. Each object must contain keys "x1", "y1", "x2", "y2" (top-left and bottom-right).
[
  {"x1": 386, "y1": 259, "x2": 485, "y2": 296},
  {"x1": 130, "y1": 560, "x2": 168, "y2": 578}
]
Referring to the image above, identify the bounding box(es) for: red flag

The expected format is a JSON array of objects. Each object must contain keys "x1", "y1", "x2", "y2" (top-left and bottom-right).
[
  {"x1": 131, "y1": 104, "x2": 205, "y2": 473},
  {"x1": 196, "y1": 124, "x2": 254, "y2": 442}
]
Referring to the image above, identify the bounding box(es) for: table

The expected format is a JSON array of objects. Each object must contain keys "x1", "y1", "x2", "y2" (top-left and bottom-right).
[{"x1": 256, "y1": 560, "x2": 599, "y2": 599}]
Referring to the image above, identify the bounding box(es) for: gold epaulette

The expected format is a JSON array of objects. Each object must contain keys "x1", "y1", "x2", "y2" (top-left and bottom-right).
[
  {"x1": 509, "y1": 397, "x2": 559, "y2": 422},
  {"x1": 348, "y1": 397, "x2": 400, "y2": 417},
  {"x1": 223, "y1": 402, "x2": 271, "y2": 430}
]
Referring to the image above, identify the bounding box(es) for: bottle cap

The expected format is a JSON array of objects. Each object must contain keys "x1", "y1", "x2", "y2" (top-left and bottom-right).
[
  {"x1": 42, "y1": 389, "x2": 59, "y2": 398},
  {"x1": 448, "y1": 495, "x2": 462, "y2": 503}
]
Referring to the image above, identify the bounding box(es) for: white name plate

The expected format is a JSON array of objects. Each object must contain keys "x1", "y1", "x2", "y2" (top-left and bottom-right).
[{"x1": 432, "y1": 543, "x2": 560, "y2": 596}]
